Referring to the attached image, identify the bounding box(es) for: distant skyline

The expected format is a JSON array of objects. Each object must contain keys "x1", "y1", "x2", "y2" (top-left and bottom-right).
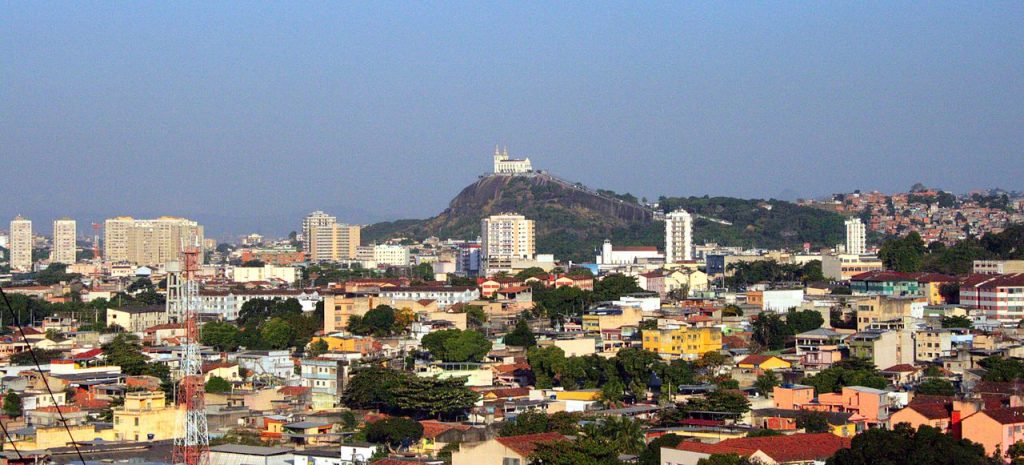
[{"x1": 3, "y1": 3, "x2": 1022, "y2": 238}]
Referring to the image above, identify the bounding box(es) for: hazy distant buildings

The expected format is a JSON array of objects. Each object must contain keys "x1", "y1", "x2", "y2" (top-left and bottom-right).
[
  {"x1": 51, "y1": 217, "x2": 77, "y2": 264},
  {"x1": 104, "y1": 216, "x2": 204, "y2": 266},
  {"x1": 301, "y1": 211, "x2": 336, "y2": 254},
  {"x1": 492, "y1": 147, "x2": 532, "y2": 174},
  {"x1": 665, "y1": 209, "x2": 693, "y2": 263},
  {"x1": 10, "y1": 215, "x2": 32, "y2": 272},
  {"x1": 309, "y1": 223, "x2": 361, "y2": 261},
  {"x1": 846, "y1": 217, "x2": 867, "y2": 255}
]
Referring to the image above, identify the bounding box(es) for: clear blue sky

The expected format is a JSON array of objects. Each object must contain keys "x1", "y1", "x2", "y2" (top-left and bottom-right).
[{"x1": 3, "y1": 2, "x2": 1022, "y2": 238}]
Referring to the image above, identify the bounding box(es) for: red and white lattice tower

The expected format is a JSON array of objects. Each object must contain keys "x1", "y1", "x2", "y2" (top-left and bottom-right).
[{"x1": 172, "y1": 247, "x2": 210, "y2": 465}]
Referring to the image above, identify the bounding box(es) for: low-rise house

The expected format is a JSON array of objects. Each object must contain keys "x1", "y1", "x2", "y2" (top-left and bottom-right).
[
  {"x1": 284, "y1": 420, "x2": 337, "y2": 446},
  {"x1": 662, "y1": 432, "x2": 852, "y2": 465},
  {"x1": 751, "y1": 408, "x2": 856, "y2": 437},
  {"x1": 452, "y1": 432, "x2": 567, "y2": 465},
  {"x1": 106, "y1": 305, "x2": 168, "y2": 333},
  {"x1": 210, "y1": 444, "x2": 292, "y2": 465},
  {"x1": 961, "y1": 407, "x2": 1024, "y2": 458}
]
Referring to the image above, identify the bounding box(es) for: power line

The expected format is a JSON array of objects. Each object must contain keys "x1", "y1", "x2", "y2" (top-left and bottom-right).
[
  {"x1": 0, "y1": 411, "x2": 24, "y2": 460},
  {"x1": 0, "y1": 285, "x2": 87, "y2": 465}
]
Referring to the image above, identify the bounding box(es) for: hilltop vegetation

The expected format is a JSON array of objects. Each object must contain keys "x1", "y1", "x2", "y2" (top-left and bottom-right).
[{"x1": 363, "y1": 174, "x2": 846, "y2": 261}]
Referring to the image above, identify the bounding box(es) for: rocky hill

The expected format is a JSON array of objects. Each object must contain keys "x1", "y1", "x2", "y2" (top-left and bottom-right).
[{"x1": 363, "y1": 173, "x2": 846, "y2": 262}]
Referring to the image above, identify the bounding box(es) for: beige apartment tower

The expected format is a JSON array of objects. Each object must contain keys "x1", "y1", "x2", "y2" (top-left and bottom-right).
[
  {"x1": 51, "y1": 217, "x2": 77, "y2": 264},
  {"x1": 104, "y1": 216, "x2": 204, "y2": 266},
  {"x1": 9, "y1": 216, "x2": 33, "y2": 272},
  {"x1": 308, "y1": 224, "x2": 361, "y2": 261},
  {"x1": 481, "y1": 213, "x2": 535, "y2": 260}
]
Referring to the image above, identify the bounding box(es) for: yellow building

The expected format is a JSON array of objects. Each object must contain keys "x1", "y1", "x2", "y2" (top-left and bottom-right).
[
  {"x1": 309, "y1": 335, "x2": 376, "y2": 353},
  {"x1": 737, "y1": 354, "x2": 792, "y2": 371},
  {"x1": 9, "y1": 424, "x2": 111, "y2": 451},
  {"x1": 663, "y1": 268, "x2": 710, "y2": 293},
  {"x1": 113, "y1": 391, "x2": 183, "y2": 442},
  {"x1": 855, "y1": 295, "x2": 918, "y2": 330},
  {"x1": 582, "y1": 306, "x2": 643, "y2": 333},
  {"x1": 642, "y1": 326, "x2": 722, "y2": 359}
]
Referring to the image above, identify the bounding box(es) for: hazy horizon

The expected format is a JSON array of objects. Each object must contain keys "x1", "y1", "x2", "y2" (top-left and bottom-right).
[{"x1": 4, "y1": 3, "x2": 1022, "y2": 238}]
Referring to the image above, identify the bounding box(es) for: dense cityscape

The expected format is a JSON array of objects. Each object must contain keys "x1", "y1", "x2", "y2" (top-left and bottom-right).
[
  {"x1": 0, "y1": 151, "x2": 1022, "y2": 465},
  {"x1": 4, "y1": 3, "x2": 1024, "y2": 465}
]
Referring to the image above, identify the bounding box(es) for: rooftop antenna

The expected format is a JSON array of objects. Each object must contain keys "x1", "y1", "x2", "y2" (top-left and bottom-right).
[{"x1": 172, "y1": 242, "x2": 210, "y2": 465}]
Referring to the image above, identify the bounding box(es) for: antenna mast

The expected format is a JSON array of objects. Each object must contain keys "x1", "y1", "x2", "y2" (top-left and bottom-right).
[{"x1": 172, "y1": 246, "x2": 210, "y2": 465}]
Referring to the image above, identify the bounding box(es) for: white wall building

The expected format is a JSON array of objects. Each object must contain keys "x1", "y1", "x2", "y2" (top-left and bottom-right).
[
  {"x1": 231, "y1": 264, "x2": 299, "y2": 284},
  {"x1": 665, "y1": 209, "x2": 693, "y2": 263},
  {"x1": 356, "y1": 244, "x2": 410, "y2": 267},
  {"x1": 492, "y1": 146, "x2": 532, "y2": 174},
  {"x1": 9, "y1": 216, "x2": 32, "y2": 272},
  {"x1": 301, "y1": 211, "x2": 336, "y2": 254},
  {"x1": 596, "y1": 240, "x2": 663, "y2": 266},
  {"x1": 762, "y1": 289, "x2": 806, "y2": 313},
  {"x1": 845, "y1": 217, "x2": 867, "y2": 255},
  {"x1": 51, "y1": 217, "x2": 77, "y2": 264}
]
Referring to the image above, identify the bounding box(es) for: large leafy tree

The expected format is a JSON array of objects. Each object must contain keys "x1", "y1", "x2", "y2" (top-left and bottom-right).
[
  {"x1": 349, "y1": 305, "x2": 404, "y2": 337},
  {"x1": 201, "y1": 321, "x2": 241, "y2": 351},
  {"x1": 102, "y1": 333, "x2": 149, "y2": 375},
  {"x1": 342, "y1": 366, "x2": 478, "y2": 419},
  {"x1": 499, "y1": 411, "x2": 582, "y2": 437},
  {"x1": 752, "y1": 313, "x2": 793, "y2": 351},
  {"x1": 916, "y1": 378, "x2": 956, "y2": 396},
  {"x1": 827, "y1": 424, "x2": 993, "y2": 465},
  {"x1": 259, "y1": 317, "x2": 297, "y2": 349},
  {"x1": 504, "y1": 318, "x2": 537, "y2": 348},
  {"x1": 754, "y1": 370, "x2": 779, "y2": 397},
  {"x1": 879, "y1": 232, "x2": 927, "y2": 272},
  {"x1": 527, "y1": 346, "x2": 566, "y2": 389},
  {"x1": 802, "y1": 358, "x2": 887, "y2": 394},
  {"x1": 529, "y1": 437, "x2": 623, "y2": 465},
  {"x1": 593, "y1": 274, "x2": 643, "y2": 301},
  {"x1": 3, "y1": 390, "x2": 23, "y2": 418},
  {"x1": 205, "y1": 376, "x2": 232, "y2": 394},
  {"x1": 639, "y1": 434, "x2": 683, "y2": 465},
  {"x1": 422, "y1": 329, "x2": 492, "y2": 363},
  {"x1": 365, "y1": 417, "x2": 424, "y2": 450},
  {"x1": 786, "y1": 309, "x2": 824, "y2": 333}
]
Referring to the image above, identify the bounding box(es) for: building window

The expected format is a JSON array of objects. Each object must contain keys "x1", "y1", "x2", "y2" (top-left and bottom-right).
[{"x1": 503, "y1": 459, "x2": 521, "y2": 465}]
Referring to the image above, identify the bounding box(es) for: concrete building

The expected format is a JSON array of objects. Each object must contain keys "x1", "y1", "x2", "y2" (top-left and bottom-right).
[
  {"x1": 973, "y1": 260, "x2": 1024, "y2": 275},
  {"x1": 960, "y1": 273, "x2": 1024, "y2": 323},
  {"x1": 112, "y1": 390, "x2": 183, "y2": 442},
  {"x1": 300, "y1": 357, "x2": 350, "y2": 410},
  {"x1": 104, "y1": 216, "x2": 204, "y2": 266},
  {"x1": 309, "y1": 223, "x2": 360, "y2": 261},
  {"x1": 481, "y1": 213, "x2": 535, "y2": 263},
  {"x1": 9, "y1": 215, "x2": 32, "y2": 272},
  {"x1": 51, "y1": 217, "x2": 76, "y2": 264},
  {"x1": 642, "y1": 325, "x2": 722, "y2": 360},
  {"x1": 210, "y1": 445, "x2": 292, "y2": 465},
  {"x1": 848, "y1": 330, "x2": 915, "y2": 369},
  {"x1": 231, "y1": 264, "x2": 299, "y2": 284},
  {"x1": 845, "y1": 217, "x2": 866, "y2": 255},
  {"x1": 821, "y1": 253, "x2": 884, "y2": 281},
  {"x1": 301, "y1": 211, "x2": 336, "y2": 254},
  {"x1": 492, "y1": 146, "x2": 532, "y2": 174},
  {"x1": 453, "y1": 432, "x2": 565, "y2": 465},
  {"x1": 665, "y1": 209, "x2": 693, "y2": 263},
  {"x1": 595, "y1": 240, "x2": 663, "y2": 266},
  {"x1": 106, "y1": 305, "x2": 168, "y2": 332},
  {"x1": 356, "y1": 244, "x2": 409, "y2": 267}
]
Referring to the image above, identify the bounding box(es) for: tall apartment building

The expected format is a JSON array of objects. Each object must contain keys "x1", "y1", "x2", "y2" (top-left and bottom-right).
[
  {"x1": 51, "y1": 217, "x2": 77, "y2": 264},
  {"x1": 481, "y1": 213, "x2": 535, "y2": 260},
  {"x1": 302, "y1": 211, "x2": 336, "y2": 254},
  {"x1": 665, "y1": 209, "x2": 693, "y2": 263},
  {"x1": 104, "y1": 216, "x2": 204, "y2": 266},
  {"x1": 9, "y1": 216, "x2": 33, "y2": 272},
  {"x1": 845, "y1": 217, "x2": 867, "y2": 255},
  {"x1": 309, "y1": 224, "x2": 360, "y2": 261}
]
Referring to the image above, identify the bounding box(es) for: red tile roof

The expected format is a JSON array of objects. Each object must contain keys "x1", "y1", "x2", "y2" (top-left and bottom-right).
[
  {"x1": 495, "y1": 432, "x2": 567, "y2": 456},
  {"x1": 904, "y1": 403, "x2": 951, "y2": 420},
  {"x1": 277, "y1": 386, "x2": 309, "y2": 396},
  {"x1": 882, "y1": 364, "x2": 919, "y2": 373},
  {"x1": 419, "y1": 420, "x2": 472, "y2": 439},
  {"x1": 982, "y1": 407, "x2": 1024, "y2": 425},
  {"x1": 70, "y1": 348, "x2": 103, "y2": 361},
  {"x1": 676, "y1": 433, "x2": 851, "y2": 463},
  {"x1": 738, "y1": 354, "x2": 778, "y2": 366}
]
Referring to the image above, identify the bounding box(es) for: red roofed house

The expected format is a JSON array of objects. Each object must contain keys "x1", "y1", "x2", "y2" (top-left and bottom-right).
[
  {"x1": 663, "y1": 433, "x2": 851, "y2": 465},
  {"x1": 961, "y1": 406, "x2": 1024, "y2": 458},
  {"x1": 452, "y1": 432, "x2": 566, "y2": 465}
]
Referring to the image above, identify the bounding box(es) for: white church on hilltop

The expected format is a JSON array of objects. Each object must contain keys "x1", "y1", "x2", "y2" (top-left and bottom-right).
[{"x1": 493, "y1": 146, "x2": 533, "y2": 174}]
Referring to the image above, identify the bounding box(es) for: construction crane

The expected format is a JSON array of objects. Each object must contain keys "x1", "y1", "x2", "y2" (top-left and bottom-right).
[{"x1": 172, "y1": 247, "x2": 210, "y2": 465}]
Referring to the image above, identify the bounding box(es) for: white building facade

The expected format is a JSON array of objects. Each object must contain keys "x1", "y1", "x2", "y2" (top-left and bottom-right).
[
  {"x1": 51, "y1": 217, "x2": 77, "y2": 264},
  {"x1": 845, "y1": 217, "x2": 867, "y2": 255},
  {"x1": 665, "y1": 209, "x2": 693, "y2": 263},
  {"x1": 9, "y1": 216, "x2": 32, "y2": 272}
]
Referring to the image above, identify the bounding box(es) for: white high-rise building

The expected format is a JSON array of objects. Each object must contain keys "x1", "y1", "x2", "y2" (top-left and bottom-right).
[
  {"x1": 481, "y1": 213, "x2": 535, "y2": 260},
  {"x1": 104, "y1": 216, "x2": 204, "y2": 266},
  {"x1": 51, "y1": 217, "x2": 77, "y2": 264},
  {"x1": 665, "y1": 209, "x2": 693, "y2": 263},
  {"x1": 845, "y1": 217, "x2": 866, "y2": 255},
  {"x1": 10, "y1": 216, "x2": 33, "y2": 272},
  {"x1": 302, "y1": 211, "x2": 336, "y2": 254}
]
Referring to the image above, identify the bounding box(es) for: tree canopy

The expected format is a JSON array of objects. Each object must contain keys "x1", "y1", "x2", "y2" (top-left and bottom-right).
[
  {"x1": 421, "y1": 329, "x2": 492, "y2": 363},
  {"x1": 827, "y1": 424, "x2": 994, "y2": 465}
]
